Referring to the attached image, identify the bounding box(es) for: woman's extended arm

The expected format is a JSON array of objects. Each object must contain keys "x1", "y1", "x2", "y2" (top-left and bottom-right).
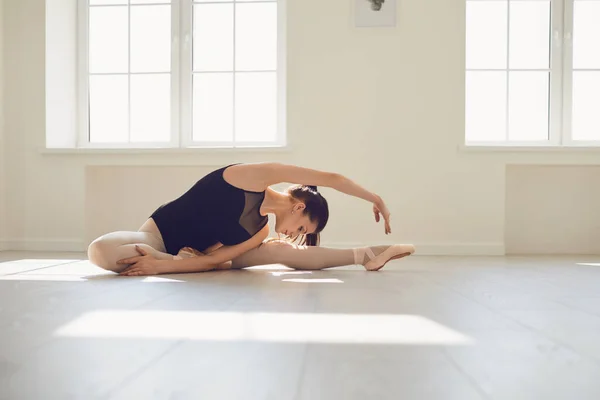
[
  {"x1": 259, "y1": 163, "x2": 392, "y2": 234},
  {"x1": 226, "y1": 162, "x2": 379, "y2": 203},
  {"x1": 224, "y1": 162, "x2": 392, "y2": 234}
]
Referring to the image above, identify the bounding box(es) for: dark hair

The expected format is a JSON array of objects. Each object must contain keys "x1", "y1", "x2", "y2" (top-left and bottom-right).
[{"x1": 287, "y1": 184, "x2": 329, "y2": 246}]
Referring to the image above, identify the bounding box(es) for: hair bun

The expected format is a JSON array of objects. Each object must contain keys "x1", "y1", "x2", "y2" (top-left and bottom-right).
[{"x1": 307, "y1": 185, "x2": 318, "y2": 192}]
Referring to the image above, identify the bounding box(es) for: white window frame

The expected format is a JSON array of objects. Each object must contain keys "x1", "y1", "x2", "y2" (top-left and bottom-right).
[
  {"x1": 465, "y1": 0, "x2": 600, "y2": 148},
  {"x1": 77, "y1": 0, "x2": 286, "y2": 149}
]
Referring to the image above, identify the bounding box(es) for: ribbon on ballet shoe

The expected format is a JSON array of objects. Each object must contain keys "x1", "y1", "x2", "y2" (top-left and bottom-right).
[{"x1": 353, "y1": 247, "x2": 377, "y2": 266}]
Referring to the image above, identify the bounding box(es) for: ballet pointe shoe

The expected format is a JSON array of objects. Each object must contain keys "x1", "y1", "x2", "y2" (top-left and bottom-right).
[{"x1": 355, "y1": 244, "x2": 415, "y2": 271}]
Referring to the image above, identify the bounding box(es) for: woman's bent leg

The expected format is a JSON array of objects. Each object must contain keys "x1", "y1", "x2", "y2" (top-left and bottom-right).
[{"x1": 88, "y1": 219, "x2": 174, "y2": 273}]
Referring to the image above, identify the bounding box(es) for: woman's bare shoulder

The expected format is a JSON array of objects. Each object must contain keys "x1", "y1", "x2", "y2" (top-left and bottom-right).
[{"x1": 222, "y1": 162, "x2": 278, "y2": 192}]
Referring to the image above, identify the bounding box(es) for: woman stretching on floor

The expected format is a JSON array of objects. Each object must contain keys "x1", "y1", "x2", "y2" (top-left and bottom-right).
[{"x1": 88, "y1": 163, "x2": 415, "y2": 276}]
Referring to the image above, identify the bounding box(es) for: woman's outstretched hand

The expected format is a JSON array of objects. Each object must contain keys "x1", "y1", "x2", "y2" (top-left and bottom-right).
[
  {"x1": 118, "y1": 245, "x2": 164, "y2": 276},
  {"x1": 373, "y1": 198, "x2": 392, "y2": 235}
]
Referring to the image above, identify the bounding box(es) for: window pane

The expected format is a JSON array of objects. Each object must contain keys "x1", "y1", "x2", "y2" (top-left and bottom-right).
[
  {"x1": 235, "y1": 72, "x2": 277, "y2": 142},
  {"x1": 572, "y1": 72, "x2": 600, "y2": 141},
  {"x1": 89, "y1": 75, "x2": 129, "y2": 143},
  {"x1": 193, "y1": 74, "x2": 234, "y2": 142},
  {"x1": 509, "y1": 1, "x2": 550, "y2": 69},
  {"x1": 236, "y1": 3, "x2": 277, "y2": 71},
  {"x1": 466, "y1": 1, "x2": 507, "y2": 69},
  {"x1": 573, "y1": 1, "x2": 600, "y2": 69},
  {"x1": 89, "y1": 7, "x2": 128, "y2": 73},
  {"x1": 466, "y1": 71, "x2": 507, "y2": 142},
  {"x1": 508, "y1": 72, "x2": 549, "y2": 141},
  {"x1": 131, "y1": 74, "x2": 171, "y2": 143},
  {"x1": 194, "y1": 4, "x2": 234, "y2": 72},
  {"x1": 131, "y1": 5, "x2": 171, "y2": 73}
]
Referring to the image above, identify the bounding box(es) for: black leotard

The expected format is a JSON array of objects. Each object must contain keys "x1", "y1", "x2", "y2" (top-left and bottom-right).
[{"x1": 150, "y1": 164, "x2": 268, "y2": 255}]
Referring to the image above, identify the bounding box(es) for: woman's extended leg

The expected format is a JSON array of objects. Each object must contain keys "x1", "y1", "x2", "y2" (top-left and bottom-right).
[
  {"x1": 87, "y1": 218, "x2": 174, "y2": 273},
  {"x1": 229, "y1": 240, "x2": 415, "y2": 271}
]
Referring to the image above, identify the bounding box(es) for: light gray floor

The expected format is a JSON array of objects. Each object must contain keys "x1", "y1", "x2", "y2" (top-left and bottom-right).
[{"x1": 1, "y1": 251, "x2": 600, "y2": 400}]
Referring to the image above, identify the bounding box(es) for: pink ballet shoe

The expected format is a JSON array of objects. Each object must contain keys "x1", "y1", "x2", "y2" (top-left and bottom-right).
[{"x1": 354, "y1": 244, "x2": 415, "y2": 271}]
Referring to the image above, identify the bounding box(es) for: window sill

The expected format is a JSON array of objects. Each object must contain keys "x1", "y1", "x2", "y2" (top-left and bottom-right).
[
  {"x1": 459, "y1": 144, "x2": 600, "y2": 153},
  {"x1": 40, "y1": 145, "x2": 294, "y2": 156}
]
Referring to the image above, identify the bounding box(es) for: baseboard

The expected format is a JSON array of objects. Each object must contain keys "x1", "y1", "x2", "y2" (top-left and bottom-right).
[
  {"x1": 321, "y1": 242, "x2": 506, "y2": 256},
  {"x1": 1, "y1": 238, "x2": 87, "y2": 252},
  {"x1": 412, "y1": 243, "x2": 505, "y2": 256}
]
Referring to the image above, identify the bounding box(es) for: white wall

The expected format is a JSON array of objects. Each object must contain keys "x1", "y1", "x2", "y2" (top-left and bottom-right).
[
  {"x1": 0, "y1": 0, "x2": 6, "y2": 250},
  {"x1": 3, "y1": 0, "x2": 600, "y2": 254}
]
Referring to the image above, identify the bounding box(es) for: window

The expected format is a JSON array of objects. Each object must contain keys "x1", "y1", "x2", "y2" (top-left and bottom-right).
[
  {"x1": 78, "y1": 0, "x2": 286, "y2": 148},
  {"x1": 465, "y1": 0, "x2": 600, "y2": 146}
]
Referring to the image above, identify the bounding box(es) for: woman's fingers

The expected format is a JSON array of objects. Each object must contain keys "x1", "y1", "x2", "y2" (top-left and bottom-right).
[
  {"x1": 119, "y1": 265, "x2": 139, "y2": 275},
  {"x1": 373, "y1": 205, "x2": 381, "y2": 222},
  {"x1": 117, "y1": 246, "x2": 148, "y2": 266},
  {"x1": 119, "y1": 265, "x2": 133, "y2": 275},
  {"x1": 384, "y1": 214, "x2": 392, "y2": 234},
  {"x1": 117, "y1": 255, "x2": 142, "y2": 265},
  {"x1": 375, "y1": 199, "x2": 392, "y2": 234},
  {"x1": 135, "y1": 245, "x2": 148, "y2": 256}
]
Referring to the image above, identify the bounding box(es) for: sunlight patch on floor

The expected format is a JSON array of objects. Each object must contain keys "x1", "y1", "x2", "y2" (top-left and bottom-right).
[
  {"x1": 0, "y1": 259, "x2": 80, "y2": 265},
  {"x1": 271, "y1": 271, "x2": 313, "y2": 277},
  {"x1": 0, "y1": 274, "x2": 90, "y2": 282},
  {"x1": 55, "y1": 310, "x2": 474, "y2": 345},
  {"x1": 0, "y1": 275, "x2": 185, "y2": 283},
  {"x1": 245, "y1": 265, "x2": 294, "y2": 270},
  {"x1": 577, "y1": 263, "x2": 600, "y2": 267}
]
